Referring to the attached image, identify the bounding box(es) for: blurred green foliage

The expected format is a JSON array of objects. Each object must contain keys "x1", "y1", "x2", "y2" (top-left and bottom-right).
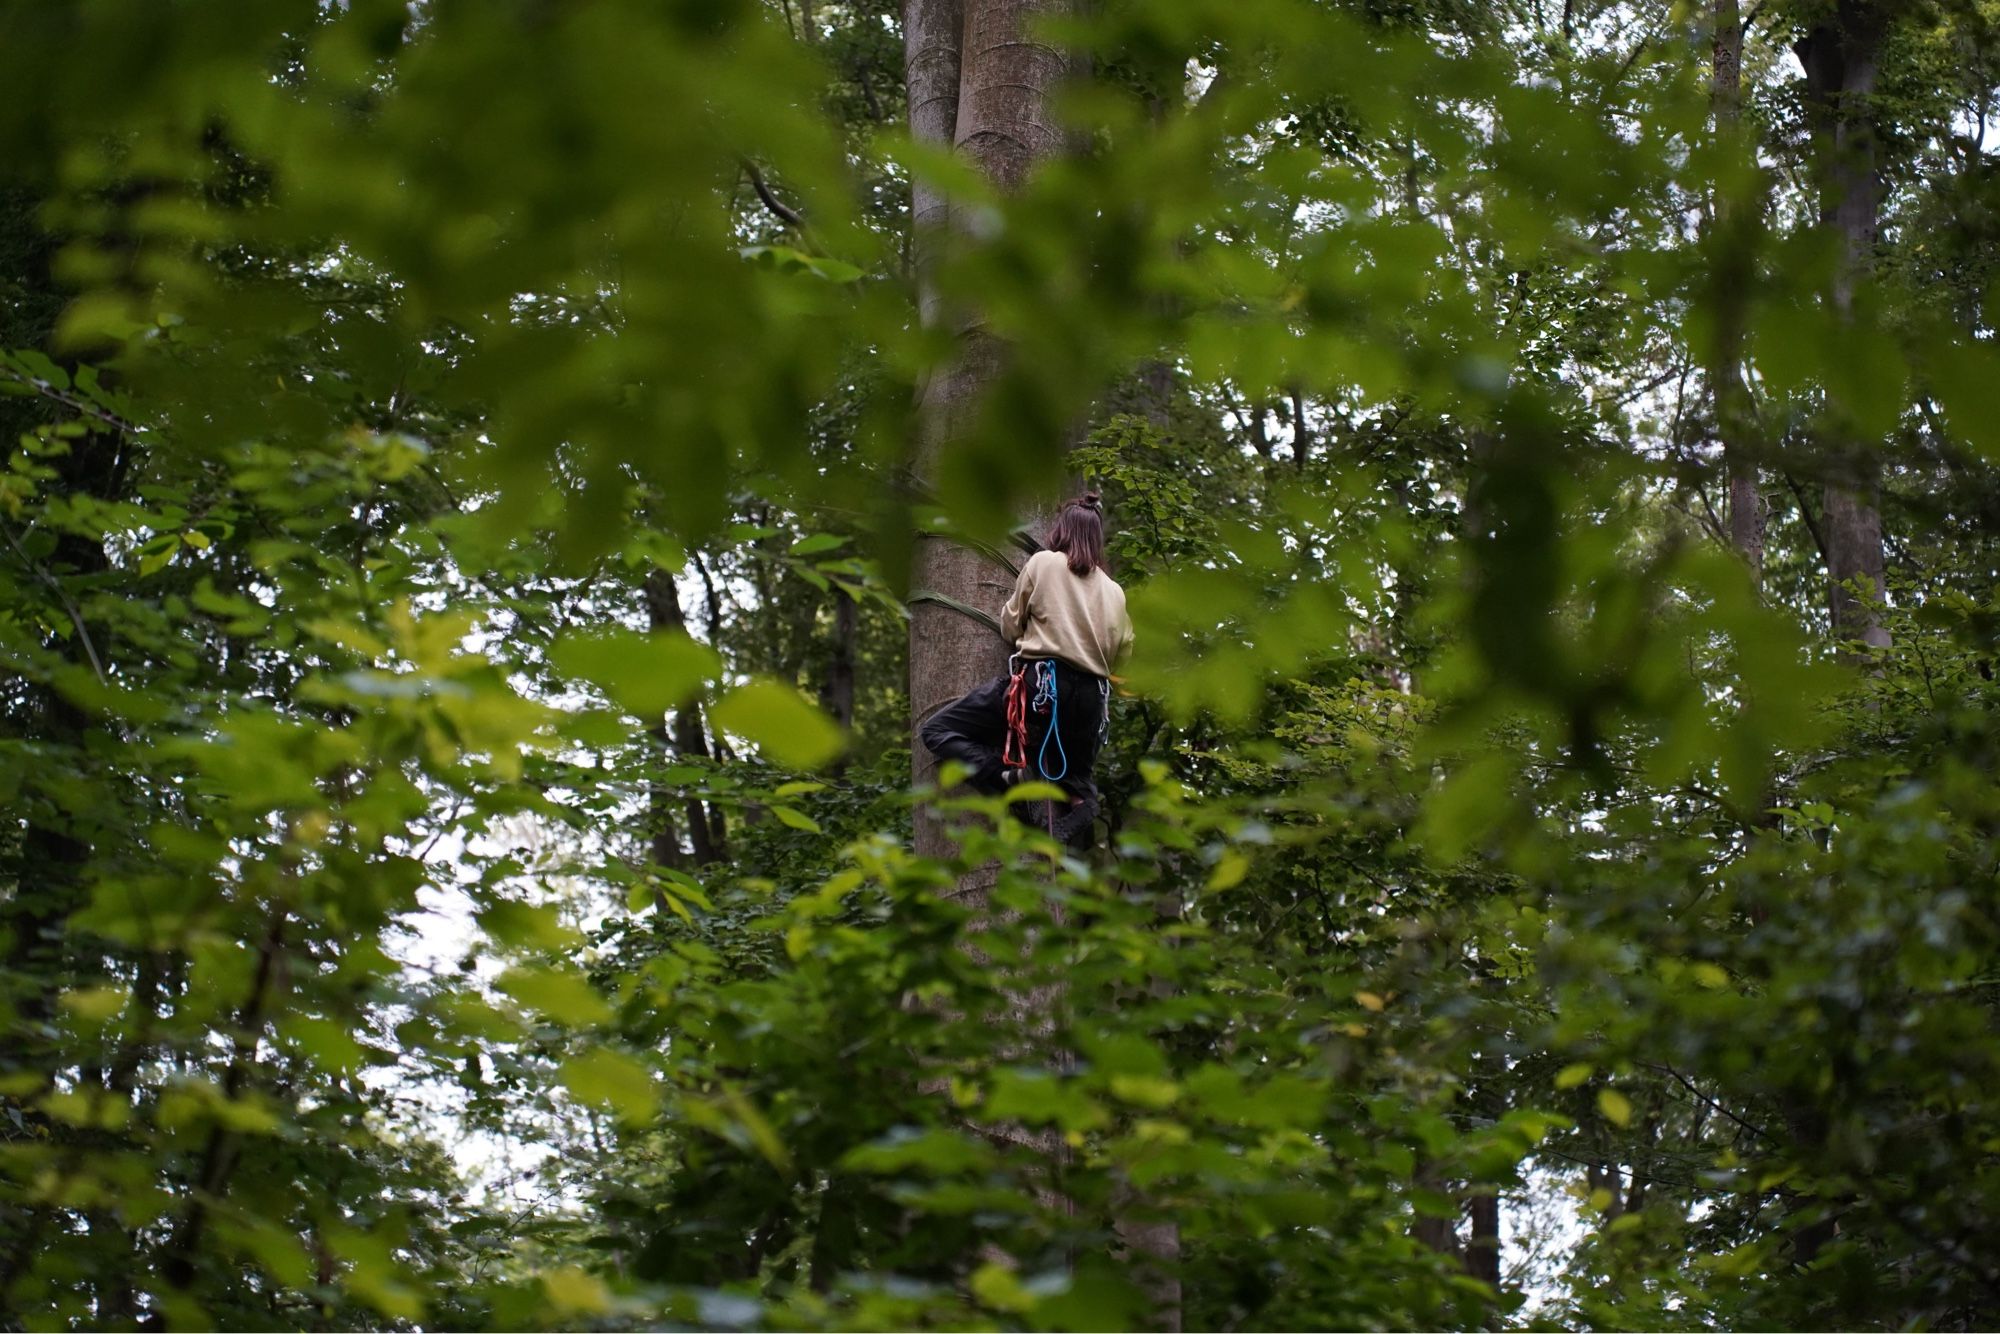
[{"x1": 2, "y1": 0, "x2": 2000, "y2": 1329}]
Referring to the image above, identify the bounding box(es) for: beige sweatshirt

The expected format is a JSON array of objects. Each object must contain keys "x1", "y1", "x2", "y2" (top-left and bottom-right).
[{"x1": 1000, "y1": 549, "x2": 1134, "y2": 679}]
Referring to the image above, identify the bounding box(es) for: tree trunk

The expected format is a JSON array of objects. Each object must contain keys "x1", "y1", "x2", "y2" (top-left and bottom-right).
[
  {"x1": 1465, "y1": 1188, "x2": 1501, "y2": 1290},
  {"x1": 645, "y1": 568, "x2": 725, "y2": 867},
  {"x1": 903, "y1": 0, "x2": 1103, "y2": 1298},
  {"x1": 1796, "y1": 3, "x2": 1890, "y2": 650},
  {"x1": 1106, "y1": 358, "x2": 1183, "y2": 1332},
  {"x1": 906, "y1": 0, "x2": 1073, "y2": 865},
  {"x1": 821, "y1": 587, "x2": 857, "y2": 732},
  {"x1": 3, "y1": 417, "x2": 126, "y2": 1073},
  {"x1": 1710, "y1": 0, "x2": 1763, "y2": 580}
]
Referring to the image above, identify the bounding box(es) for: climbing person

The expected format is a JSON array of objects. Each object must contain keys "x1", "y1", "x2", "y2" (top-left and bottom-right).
[{"x1": 919, "y1": 491, "x2": 1134, "y2": 848}]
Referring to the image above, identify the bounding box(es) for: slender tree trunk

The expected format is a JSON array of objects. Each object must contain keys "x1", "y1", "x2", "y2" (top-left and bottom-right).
[
  {"x1": 1710, "y1": 0, "x2": 1763, "y2": 579},
  {"x1": 1413, "y1": 1165, "x2": 1459, "y2": 1260},
  {"x1": 1289, "y1": 387, "x2": 1310, "y2": 468},
  {"x1": 1465, "y1": 1189, "x2": 1501, "y2": 1288},
  {"x1": 645, "y1": 568, "x2": 725, "y2": 867},
  {"x1": 822, "y1": 588, "x2": 857, "y2": 732},
  {"x1": 1796, "y1": 3, "x2": 1890, "y2": 650},
  {"x1": 3, "y1": 423, "x2": 126, "y2": 1080},
  {"x1": 1103, "y1": 361, "x2": 1183, "y2": 1332}
]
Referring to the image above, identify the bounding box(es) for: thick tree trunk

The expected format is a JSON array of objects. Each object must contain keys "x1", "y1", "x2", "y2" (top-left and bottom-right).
[
  {"x1": 1796, "y1": 3, "x2": 1890, "y2": 650},
  {"x1": 906, "y1": 0, "x2": 1072, "y2": 866},
  {"x1": 1822, "y1": 483, "x2": 1887, "y2": 647},
  {"x1": 903, "y1": 0, "x2": 1112, "y2": 1302},
  {"x1": 1710, "y1": 0, "x2": 1763, "y2": 580}
]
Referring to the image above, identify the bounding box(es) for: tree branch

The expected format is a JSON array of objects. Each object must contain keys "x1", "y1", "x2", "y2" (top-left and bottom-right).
[
  {"x1": 741, "y1": 158, "x2": 806, "y2": 230},
  {"x1": 0, "y1": 521, "x2": 109, "y2": 686},
  {"x1": 0, "y1": 369, "x2": 142, "y2": 436},
  {"x1": 1783, "y1": 471, "x2": 1832, "y2": 566}
]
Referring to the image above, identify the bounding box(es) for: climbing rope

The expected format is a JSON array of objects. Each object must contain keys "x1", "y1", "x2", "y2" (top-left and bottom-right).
[{"x1": 1032, "y1": 660, "x2": 1067, "y2": 782}]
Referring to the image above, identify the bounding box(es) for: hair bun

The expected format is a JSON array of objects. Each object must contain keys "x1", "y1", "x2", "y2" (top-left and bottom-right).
[{"x1": 1080, "y1": 491, "x2": 1102, "y2": 511}]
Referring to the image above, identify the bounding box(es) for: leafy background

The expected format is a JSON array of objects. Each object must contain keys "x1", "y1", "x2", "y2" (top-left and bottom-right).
[{"x1": 3, "y1": 0, "x2": 2000, "y2": 1329}]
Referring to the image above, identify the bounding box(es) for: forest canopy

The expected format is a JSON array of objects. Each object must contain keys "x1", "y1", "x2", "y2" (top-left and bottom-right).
[{"x1": 4, "y1": 0, "x2": 2000, "y2": 1329}]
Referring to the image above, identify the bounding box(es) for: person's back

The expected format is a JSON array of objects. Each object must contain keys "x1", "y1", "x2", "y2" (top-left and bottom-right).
[
  {"x1": 918, "y1": 491, "x2": 1133, "y2": 847},
  {"x1": 1001, "y1": 547, "x2": 1131, "y2": 680}
]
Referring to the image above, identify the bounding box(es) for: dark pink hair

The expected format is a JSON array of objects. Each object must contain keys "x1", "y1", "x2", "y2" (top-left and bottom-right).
[{"x1": 1046, "y1": 492, "x2": 1107, "y2": 576}]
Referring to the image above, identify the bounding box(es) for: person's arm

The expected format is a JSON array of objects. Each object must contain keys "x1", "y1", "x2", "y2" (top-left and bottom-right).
[{"x1": 999, "y1": 558, "x2": 1036, "y2": 645}]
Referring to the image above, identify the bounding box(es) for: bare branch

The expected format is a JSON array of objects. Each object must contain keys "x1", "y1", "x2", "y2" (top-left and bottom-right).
[{"x1": 741, "y1": 158, "x2": 806, "y2": 230}]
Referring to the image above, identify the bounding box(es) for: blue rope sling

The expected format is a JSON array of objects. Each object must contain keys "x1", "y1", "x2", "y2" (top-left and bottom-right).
[
  {"x1": 1032, "y1": 660, "x2": 1066, "y2": 782},
  {"x1": 1023, "y1": 659, "x2": 1109, "y2": 841}
]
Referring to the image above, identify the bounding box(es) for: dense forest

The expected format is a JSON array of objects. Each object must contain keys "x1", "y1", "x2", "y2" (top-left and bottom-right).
[{"x1": 4, "y1": 0, "x2": 2000, "y2": 1328}]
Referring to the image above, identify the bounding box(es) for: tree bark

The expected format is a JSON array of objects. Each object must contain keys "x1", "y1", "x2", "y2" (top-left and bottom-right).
[
  {"x1": 645, "y1": 568, "x2": 725, "y2": 867},
  {"x1": 903, "y1": 0, "x2": 1105, "y2": 1300},
  {"x1": 1710, "y1": 0, "x2": 1763, "y2": 580},
  {"x1": 1107, "y1": 357, "x2": 1183, "y2": 1332},
  {"x1": 906, "y1": 0, "x2": 1073, "y2": 865},
  {"x1": 1465, "y1": 1188, "x2": 1501, "y2": 1289},
  {"x1": 821, "y1": 587, "x2": 858, "y2": 732},
  {"x1": 1796, "y1": 3, "x2": 1891, "y2": 650}
]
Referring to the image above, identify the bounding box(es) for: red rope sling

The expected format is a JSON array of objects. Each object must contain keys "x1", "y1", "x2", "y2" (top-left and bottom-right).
[{"x1": 1002, "y1": 659, "x2": 1031, "y2": 770}]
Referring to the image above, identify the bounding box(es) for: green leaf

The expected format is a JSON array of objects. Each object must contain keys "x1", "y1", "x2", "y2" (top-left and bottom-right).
[
  {"x1": 11, "y1": 348, "x2": 68, "y2": 390},
  {"x1": 478, "y1": 901, "x2": 584, "y2": 952},
  {"x1": 541, "y1": 1267, "x2": 613, "y2": 1316},
  {"x1": 497, "y1": 966, "x2": 615, "y2": 1028},
  {"x1": 1206, "y1": 848, "x2": 1249, "y2": 891},
  {"x1": 710, "y1": 679, "x2": 845, "y2": 770},
  {"x1": 986, "y1": 1069, "x2": 1109, "y2": 1132},
  {"x1": 58, "y1": 985, "x2": 129, "y2": 1023},
  {"x1": 280, "y1": 1015, "x2": 371, "y2": 1075},
  {"x1": 215, "y1": 1217, "x2": 315, "y2": 1290},
  {"x1": 770, "y1": 804, "x2": 821, "y2": 832},
  {"x1": 1107, "y1": 1074, "x2": 1180, "y2": 1109},
  {"x1": 841, "y1": 1127, "x2": 996, "y2": 1176},
  {"x1": 971, "y1": 1262, "x2": 1038, "y2": 1315},
  {"x1": 550, "y1": 627, "x2": 719, "y2": 717},
  {"x1": 1598, "y1": 1088, "x2": 1633, "y2": 1129},
  {"x1": 560, "y1": 1047, "x2": 660, "y2": 1125}
]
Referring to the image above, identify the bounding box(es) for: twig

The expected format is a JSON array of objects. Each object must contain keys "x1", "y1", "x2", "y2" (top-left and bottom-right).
[
  {"x1": 0, "y1": 369, "x2": 142, "y2": 437},
  {"x1": 1642, "y1": 1062, "x2": 1776, "y2": 1143},
  {"x1": 0, "y1": 521, "x2": 109, "y2": 685},
  {"x1": 1687, "y1": 476, "x2": 1730, "y2": 546}
]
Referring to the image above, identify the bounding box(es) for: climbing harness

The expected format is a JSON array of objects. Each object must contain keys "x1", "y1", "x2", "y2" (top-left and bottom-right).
[
  {"x1": 1005, "y1": 656, "x2": 1070, "y2": 783},
  {"x1": 1000, "y1": 655, "x2": 1109, "y2": 841}
]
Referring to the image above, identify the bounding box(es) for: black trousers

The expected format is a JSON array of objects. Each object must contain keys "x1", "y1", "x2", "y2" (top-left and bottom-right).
[{"x1": 919, "y1": 659, "x2": 1107, "y2": 805}]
